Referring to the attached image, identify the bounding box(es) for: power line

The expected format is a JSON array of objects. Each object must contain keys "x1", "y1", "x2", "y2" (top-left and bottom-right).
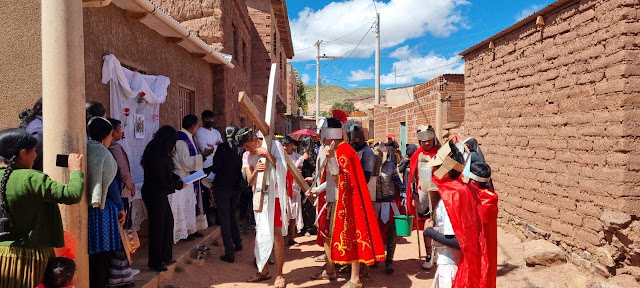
[
  {"x1": 328, "y1": 61, "x2": 460, "y2": 83},
  {"x1": 330, "y1": 24, "x2": 374, "y2": 73},
  {"x1": 294, "y1": 20, "x2": 374, "y2": 52}
]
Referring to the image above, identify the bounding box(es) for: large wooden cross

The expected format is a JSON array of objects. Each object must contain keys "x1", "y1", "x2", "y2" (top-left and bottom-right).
[{"x1": 238, "y1": 63, "x2": 311, "y2": 212}]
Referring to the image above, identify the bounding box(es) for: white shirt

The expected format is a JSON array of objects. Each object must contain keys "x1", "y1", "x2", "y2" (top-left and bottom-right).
[
  {"x1": 434, "y1": 199, "x2": 461, "y2": 265},
  {"x1": 194, "y1": 127, "x2": 223, "y2": 168},
  {"x1": 173, "y1": 128, "x2": 204, "y2": 178}
]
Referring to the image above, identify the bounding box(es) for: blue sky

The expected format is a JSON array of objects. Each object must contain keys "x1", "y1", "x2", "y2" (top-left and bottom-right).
[{"x1": 288, "y1": 0, "x2": 552, "y2": 89}]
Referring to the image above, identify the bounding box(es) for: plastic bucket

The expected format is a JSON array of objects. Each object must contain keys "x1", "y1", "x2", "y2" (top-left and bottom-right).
[{"x1": 393, "y1": 215, "x2": 414, "y2": 237}]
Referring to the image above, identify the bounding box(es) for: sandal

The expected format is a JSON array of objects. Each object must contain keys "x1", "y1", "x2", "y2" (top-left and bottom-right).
[
  {"x1": 274, "y1": 276, "x2": 286, "y2": 288},
  {"x1": 247, "y1": 271, "x2": 271, "y2": 283},
  {"x1": 314, "y1": 254, "x2": 327, "y2": 262},
  {"x1": 341, "y1": 280, "x2": 363, "y2": 288},
  {"x1": 310, "y1": 270, "x2": 337, "y2": 281}
]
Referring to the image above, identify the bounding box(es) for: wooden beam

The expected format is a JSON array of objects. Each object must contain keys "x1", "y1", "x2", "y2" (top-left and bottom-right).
[
  {"x1": 285, "y1": 154, "x2": 311, "y2": 192},
  {"x1": 238, "y1": 91, "x2": 270, "y2": 135},
  {"x1": 125, "y1": 11, "x2": 148, "y2": 21}
]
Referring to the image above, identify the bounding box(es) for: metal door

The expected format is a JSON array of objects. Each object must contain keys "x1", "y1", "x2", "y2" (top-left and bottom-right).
[{"x1": 400, "y1": 122, "x2": 406, "y2": 157}]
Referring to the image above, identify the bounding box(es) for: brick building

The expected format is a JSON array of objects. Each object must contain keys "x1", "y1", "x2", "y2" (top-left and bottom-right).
[
  {"x1": 460, "y1": 0, "x2": 640, "y2": 279},
  {"x1": 373, "y1": 74, "x2": 465, "y2": 155},
  {"x1": 155, "y1": 0, "x2": 296, "y2": 134}
]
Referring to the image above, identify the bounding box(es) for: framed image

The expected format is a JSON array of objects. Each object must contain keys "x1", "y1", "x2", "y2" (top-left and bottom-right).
[{"x1": 134, "y1": 113, "x2": 145, "y2": 139}]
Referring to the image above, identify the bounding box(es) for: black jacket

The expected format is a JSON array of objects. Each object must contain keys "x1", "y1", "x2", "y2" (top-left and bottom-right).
[{"x1": 211, "y1": 141, "x2": 243, "y2": 194}]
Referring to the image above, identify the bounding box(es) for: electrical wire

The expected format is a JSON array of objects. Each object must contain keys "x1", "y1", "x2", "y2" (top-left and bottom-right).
[{"x1": 329, "y1": 24, "x2": 374, "y2": 73}]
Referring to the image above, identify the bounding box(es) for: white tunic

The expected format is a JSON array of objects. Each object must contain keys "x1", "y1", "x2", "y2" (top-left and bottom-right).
[
  {"x1": 431, "y1": 199, "x2": 461, "y2": 288},
  {"x1": 169, "y1": 129, "x2": 203, "y2": 243},
  {"x1": 286, "y1": 152, "x2": 304, "y2": 230}
]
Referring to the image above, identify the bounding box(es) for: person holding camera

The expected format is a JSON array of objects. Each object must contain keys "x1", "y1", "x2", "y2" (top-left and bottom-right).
[{"x1": 0, "y1": 128, "x2": 84, "y2": 288}]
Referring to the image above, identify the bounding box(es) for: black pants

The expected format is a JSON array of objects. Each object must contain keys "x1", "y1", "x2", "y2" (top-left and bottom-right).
[
  {"x1": 143, "y1": 196, "x2": 174, "y2": 267},
  {"x1": 215, "y1": 191, "x2": 242, "y2": 256},
  {"x1": 301, "y1": 196, "x2": 317, "y2": 234},
  {"x1": 89, "y1": 251, "x2": 110, "y2": 288}
]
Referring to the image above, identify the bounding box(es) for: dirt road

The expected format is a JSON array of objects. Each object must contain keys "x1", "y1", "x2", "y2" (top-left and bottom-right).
[{"x1": 162, "y1": 226, "x2": 610, "y2": 288}]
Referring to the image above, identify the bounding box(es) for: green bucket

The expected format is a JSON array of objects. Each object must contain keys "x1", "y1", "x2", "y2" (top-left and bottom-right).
[{"x1": 393, "y1": 215, "x2": 414, "y2": 237}]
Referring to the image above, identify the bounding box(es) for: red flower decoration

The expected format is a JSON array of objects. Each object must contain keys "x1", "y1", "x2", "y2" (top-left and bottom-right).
[
  {"x1": 152, "y1": 133, "x2": 156, "y2": 137},
  {"x1": 124, "y1": 108, "x2": 130, "y2": 113},
  {"x1": 140, "y1": 92, "x2": 146, "y2": 97},
  {"x1": 122, "y1": 131, "x2": 125, "y2": 137},
  {"x1": 124, "y1": 113, "x2": 130, "y2": 117},
  {"x1": 153, "y1": 114, "x2": 160, "y2": 120}
]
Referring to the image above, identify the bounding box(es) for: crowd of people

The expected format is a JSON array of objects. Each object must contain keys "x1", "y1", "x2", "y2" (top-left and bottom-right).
[{"x1": 0, "y1": 98, "x2": 497, "y2": 288}]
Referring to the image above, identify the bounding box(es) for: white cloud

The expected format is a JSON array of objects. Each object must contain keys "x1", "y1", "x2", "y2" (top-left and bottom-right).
[
  {"x1": 389, "y1": 45, "x2": 417, "y2": 59},
  {"x1": 515, "y1": 4, "x2": 542, "y2": 21},
  {"x1": 301, "y1": 73, "x2": 310, "y2": 84},
  {"x1": 348, "y1": 67, "x2": 374, "y2": 81},
  {"x1": 381, "y1": 53, "x2": 464, "y2": 85},
  {"x1": 291, "y1": 0, "x2": 470, "y2": 62}
]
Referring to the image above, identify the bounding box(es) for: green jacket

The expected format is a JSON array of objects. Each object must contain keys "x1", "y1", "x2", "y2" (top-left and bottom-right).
[{"x1": 0, "y1": 169, "x2": 84, "y2": 248}]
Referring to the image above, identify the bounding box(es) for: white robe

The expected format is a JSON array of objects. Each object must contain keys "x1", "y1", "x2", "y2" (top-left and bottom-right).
[
  {"x1": 253, "y1": 140, "x2": 288, "y2": 273},
  {"x1": 169, "y1": 129, "x2": 203, "y2": 243},
  {"x1": 287, "y1": 152, "x2": 305, "y2": 231},
  {"x1": 431, "y1": 199, "x2": 461, "y2": 288}
]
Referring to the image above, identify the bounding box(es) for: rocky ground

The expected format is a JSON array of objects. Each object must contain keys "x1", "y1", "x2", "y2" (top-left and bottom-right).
[{"x1": 160, "y1": 223, "x2": 638, "y2": 288}]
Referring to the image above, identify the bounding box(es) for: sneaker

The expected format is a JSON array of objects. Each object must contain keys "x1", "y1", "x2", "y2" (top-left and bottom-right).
[
  {"x1": 131, "y1": 268, "x2": 141, "y2": 277},
  {"x1": 422, "y1": 256, "x2": 433, "y2": 270}
]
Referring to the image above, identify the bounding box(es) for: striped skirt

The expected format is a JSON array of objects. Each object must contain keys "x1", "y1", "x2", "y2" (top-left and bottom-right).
[
  {"x1": 0, "y1": 246, "x2": 54, "y2": 288},
  {"x1": 107, "y1": 250, "x2": 134, "y2": 287}
]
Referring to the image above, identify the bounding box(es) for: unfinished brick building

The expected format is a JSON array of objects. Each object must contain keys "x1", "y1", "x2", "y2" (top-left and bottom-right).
[
  {"x1": 460, "y1": 0, "x2": 640, "y2": 280},
  {"x1": 373, "y1": 74, "x2": 464, "y2": 155}
]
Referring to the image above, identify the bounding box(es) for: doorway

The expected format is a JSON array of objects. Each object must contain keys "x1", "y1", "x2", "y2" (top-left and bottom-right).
[{"x1": 400, "y1": 122, "x2": 406, "y2": 157}]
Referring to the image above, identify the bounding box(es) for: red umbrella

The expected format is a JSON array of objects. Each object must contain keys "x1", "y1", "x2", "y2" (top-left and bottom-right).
[{"x1": 289, "y1": 128, "x2": 317, "y2": 141}]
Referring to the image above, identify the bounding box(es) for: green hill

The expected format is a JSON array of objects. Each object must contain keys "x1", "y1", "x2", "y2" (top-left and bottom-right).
[{"x1": 304, "y1": 85, "x2": 385, "y2": 114}]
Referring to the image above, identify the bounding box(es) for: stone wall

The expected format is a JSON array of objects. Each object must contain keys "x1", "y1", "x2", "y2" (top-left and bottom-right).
[
  {"x1": 461, "y1": 0, "x2": 640, "y2": 279},
  {"x1": 373, "y1": 74, "x2": 465, "y2": 146}
]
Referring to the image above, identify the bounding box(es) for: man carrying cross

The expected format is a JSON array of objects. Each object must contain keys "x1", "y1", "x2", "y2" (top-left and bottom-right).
[{"x1": 237, "y1": 128, "x2": 289, "y2": 288}]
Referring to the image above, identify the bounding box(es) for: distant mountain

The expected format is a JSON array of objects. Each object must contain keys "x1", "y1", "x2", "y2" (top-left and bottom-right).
[{"x1": 303, "y1": 85, "x2": 385, "y2": 115}]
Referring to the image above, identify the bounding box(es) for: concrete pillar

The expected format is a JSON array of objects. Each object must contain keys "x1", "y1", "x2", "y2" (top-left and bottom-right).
[{"x1": 41, "y1": 0, "x2": 88, "y2": 287}]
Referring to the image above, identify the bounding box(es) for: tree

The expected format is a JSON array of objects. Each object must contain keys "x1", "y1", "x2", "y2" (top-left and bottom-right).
[
  {"x1": 295, "y1": 70, "x2": 308, "y2": 114},
  {"x1": 331, "y1": 100, "x2": 355, "y2": 114}
]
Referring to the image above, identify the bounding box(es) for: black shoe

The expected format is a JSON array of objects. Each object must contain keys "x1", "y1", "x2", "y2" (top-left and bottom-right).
[
  {"x1": 234, "y1": 244, "x2": 243, "y2": 252},
  {"x1": 220, "y1": 254, "x2": 235, "y2": 263},
  {"x1": 185, "y1": 235, "x2": 196, "y2": 241},
  {"x1": 162, "y1": 259, "x2": 177, "y2": 265},
  {"x1": 149, "y1": 265, "x2": 168, "y2": 272},
  {"x1": 385, "y1": 262, "x2": 395, "y2": 274},
  {"x1": 191, "y1": 232, "x2": 204, "y2": 238},
  {"x1": 268, "y1": 258, "x2": 275, "y2": 265}
]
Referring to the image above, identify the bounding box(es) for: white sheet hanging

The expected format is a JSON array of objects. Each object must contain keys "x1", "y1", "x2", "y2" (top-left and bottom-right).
[{"x1": 102, "y1": 54, "x2": 170, "y2": 231}]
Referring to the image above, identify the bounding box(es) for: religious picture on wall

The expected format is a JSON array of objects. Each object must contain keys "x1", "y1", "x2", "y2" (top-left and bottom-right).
[{"x1": 134, "y1": 113, "x2": 145, "y2": 139}]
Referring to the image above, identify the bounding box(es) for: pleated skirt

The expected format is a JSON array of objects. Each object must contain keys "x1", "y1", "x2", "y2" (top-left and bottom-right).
[{"x1": 0, "y1": 246, "x2": 54, "y2": 288}]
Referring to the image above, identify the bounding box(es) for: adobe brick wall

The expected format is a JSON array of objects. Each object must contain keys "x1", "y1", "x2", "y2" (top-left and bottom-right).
[
  {"x1": 155, "y1": 0, "x2": 254, "y2": 131},
  {"x1": 462, "y1": 0, "x2": 640, "y2": 279},
  {"x1": 373, "y1": 74, "x2": 465, "y2": 148}
]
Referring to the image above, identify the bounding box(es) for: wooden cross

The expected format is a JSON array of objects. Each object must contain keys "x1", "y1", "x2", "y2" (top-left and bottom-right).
[{"x1": 238, "y1": 63, "x2": 311, "y2": 212}]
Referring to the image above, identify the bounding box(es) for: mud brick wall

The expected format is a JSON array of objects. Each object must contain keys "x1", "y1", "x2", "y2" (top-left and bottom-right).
[
  {"x1": 461, "y1": 0, "x2": 640, "y2": 279},
  {"x1": 373, "y1": 74, "x2": 465, "y2": 146}
]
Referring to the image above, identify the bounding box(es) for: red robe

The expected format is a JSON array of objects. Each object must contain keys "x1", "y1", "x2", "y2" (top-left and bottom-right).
[
  {"x1": 469, "y1": 182, "x2": 498, "y2": 288},
  {"x1": 433, "y1": 174, "x2": 488, "y2": 288},
  {"x1": 407, "y1": 145, "x2": 439, "y2": 230},
  {"x1": 330, "y1": 142, "x2": 386, "y2": 265}
]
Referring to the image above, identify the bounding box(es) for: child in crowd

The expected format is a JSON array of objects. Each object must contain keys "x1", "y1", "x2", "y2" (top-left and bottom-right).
[{"x1": 37, "y1": 257, "x2": 77, "y2": 288}]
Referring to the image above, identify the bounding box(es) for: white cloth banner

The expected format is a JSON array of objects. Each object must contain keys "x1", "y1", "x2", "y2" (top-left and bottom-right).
[{"x1": 102, "y1": 54, "x2": 170, "y2": 231}]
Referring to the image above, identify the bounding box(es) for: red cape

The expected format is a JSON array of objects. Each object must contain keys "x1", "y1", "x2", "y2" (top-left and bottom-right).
[
  {"x1": 433, "y1": 174, "x2": 488, "y2": 288},
  {"x1": 330, "y1": 142, "x2": 386, "y2": 265},
  {"x1": 407, "y1": 146, "x2": 439, "y2": 230},
  {"x1": 469, "y1": 182, "x2": 498, "y2": 288}
]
